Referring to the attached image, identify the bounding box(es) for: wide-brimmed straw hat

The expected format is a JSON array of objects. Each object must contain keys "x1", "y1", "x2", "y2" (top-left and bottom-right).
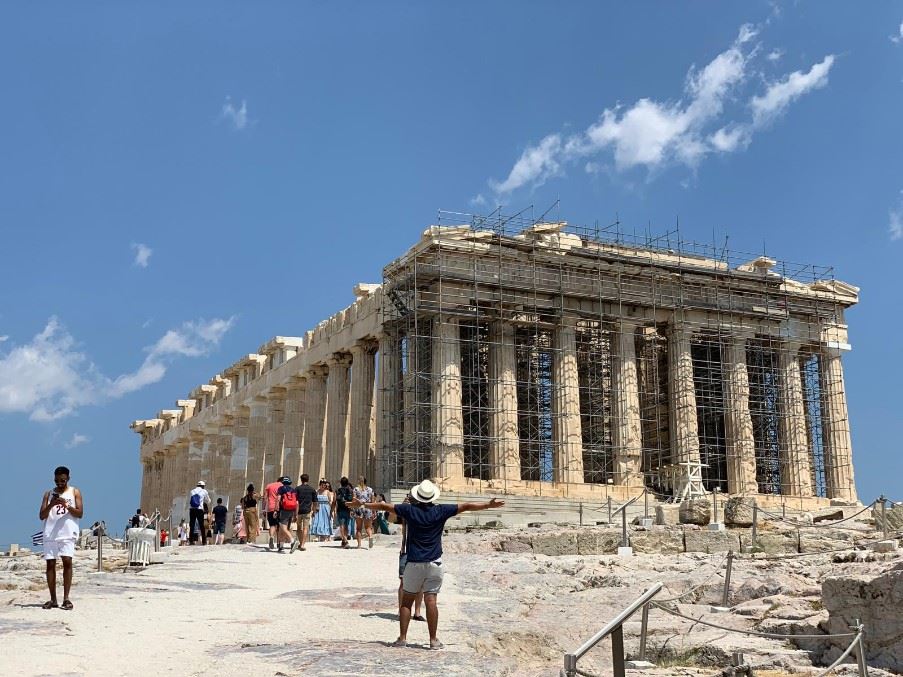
[{"x1": 410, "y1": 479, "x2": 440, "y2": 504}]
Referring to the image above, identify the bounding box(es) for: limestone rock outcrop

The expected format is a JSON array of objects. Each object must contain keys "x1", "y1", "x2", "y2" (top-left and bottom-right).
[
  {"x1": 724, "y1": 496, "x2": 756, "y2": 527},
  {"x1": 679, "y1": 499, "x2": 711, "y2": 526}
]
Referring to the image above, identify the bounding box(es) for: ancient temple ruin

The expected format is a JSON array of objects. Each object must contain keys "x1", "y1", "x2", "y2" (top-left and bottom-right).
[{"x1": 133, "y1": 212, "x2": 860, "y2": 519}]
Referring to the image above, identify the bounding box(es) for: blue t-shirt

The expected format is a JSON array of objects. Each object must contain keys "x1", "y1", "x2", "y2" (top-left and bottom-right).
[{"x1": 395, "y1": 502, "x2": 458, "y2": 563}]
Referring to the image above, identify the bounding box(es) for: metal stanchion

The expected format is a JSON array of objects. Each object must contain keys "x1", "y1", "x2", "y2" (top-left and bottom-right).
[
  {"x1": 96, "y1": 523, "x2": 104, "y2": 573},
  {"x1": 712, "y1": 489, "x2": 719, "y2": 524},
  {"x1": 638, "y1": 602, "x2": 650, "y2": 661},
  {"x1": 621, "y1": 507, "x2": 629, "y2": 548},
  {"x1": 852, "y1": 618, "x2": 869, "y2": 677},
  {"x1": 751, "y1": 501, "x2": 758, "y2": 547},
  {"x1": 608, "y1": 497, "x2": 613, "y2": 526},
  {"x1": 722, "y1": 550, "x2": 733, "y2": 607},
  {"x1": 579, "y1": 502, "x2": 583, "y2": 527},
  {"x1": 879, "y1": 495, "x2": 888, "y2": 538},
  {"x1": 644, "y1": 489, "x2": 649, "y2": 520}
]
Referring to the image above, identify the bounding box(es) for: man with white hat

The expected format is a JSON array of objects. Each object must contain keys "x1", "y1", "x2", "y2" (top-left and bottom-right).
[
  {"x1": 351, "y1": 479, "x2": 504, "y2": 650},
  {"x1": 187, "y1": 480, "x2": 210, "y2": 546}
]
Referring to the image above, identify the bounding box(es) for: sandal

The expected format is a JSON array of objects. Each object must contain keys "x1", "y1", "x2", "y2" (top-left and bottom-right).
[
  {"x1": 429, "y1": 639, "x2": 445, "y2": 650},
  {"x1": 391, "y1": 638, "x2": 407, "y2": 648},
  {"x1": 412, "y1": 614, "x2": 426, "y2": 622},
  {"x1": 60, "y1": 600, "x2": 73, "y2": 611},
  {"x1": 42, "y1": 600, "x2": 58, "y2": 610}
]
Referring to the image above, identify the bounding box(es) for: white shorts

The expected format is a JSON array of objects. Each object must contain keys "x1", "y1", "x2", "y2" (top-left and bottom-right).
[
  {"x1": 402, "y1": 561, "x2": 444, "y2": 595},
  {"x1": 44, "y1": 539, "x2": 76, "y2": 560}
]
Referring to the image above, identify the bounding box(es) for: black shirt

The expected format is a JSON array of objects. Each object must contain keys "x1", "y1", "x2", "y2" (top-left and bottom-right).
[
  {"x1": 130, "y1": 515, "x2": 140, "y2": 528},
  {"x1": 295, "y1": 484, "x2": 317, "y2": 514},
  {"x1": 212, "y1": 505, "x2": 228, "y2": 524}
]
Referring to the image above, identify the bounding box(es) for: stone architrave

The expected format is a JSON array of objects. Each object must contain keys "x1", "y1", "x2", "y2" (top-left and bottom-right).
[
  {"x1": 264, "y1": 390, "x2": 287, "y2": 485},
  {"x1": 821, "y1": 348, "x2": 858, "y2": 502},
  {"x1": 246, "y1": 398, "x2": 269, "y2": 492},
  {"x1": 778, "y1": 342, "x2": 812, "y2": 496},
  {"x1": 302, "y1": 366, "x2": 329, "y2": 481},
  {"x1": 668, "y1": 322, "x2": 700, "y2": 466},
  {"x1": 489, "y1": 321, "x2": 521, "y2": 482},
  {"x1": 324, "y1": 354, "x2": 352, "y2": 483},
  {"x1": 612, "y1": 320, "x2": 643, "y2": 487},
  {"x1": 375, "y1": 331, "x2": 402, "y2": 489},
  {"x1": 431, "y1": 318, "x2": 465, "y2": 483},
  {"x1": 282, "y1": 378, "x2": 307, "y2": 483},
  {"x1": 228, "y1": 408, "x2": 250, "y2": 507},
  {"x1": 552, "y1": 320, "x2": 584, "y2": 484},
  {"x1": 722, "y1": 332, "x2": 758, "y2": 494},
  {"x1": 349, "y1": 340, "x2": 377, "y2": 480}
]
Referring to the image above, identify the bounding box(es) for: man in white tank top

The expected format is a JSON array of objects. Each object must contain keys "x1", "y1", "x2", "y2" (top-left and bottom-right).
[{"x1": 38, "y1": 466, "x2": 83, "y2": 610}]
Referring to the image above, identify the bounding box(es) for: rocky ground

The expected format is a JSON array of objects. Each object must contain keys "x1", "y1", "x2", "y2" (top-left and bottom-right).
[{"x1": 0, "y1": 519, "x2": 899, "y2": 677}]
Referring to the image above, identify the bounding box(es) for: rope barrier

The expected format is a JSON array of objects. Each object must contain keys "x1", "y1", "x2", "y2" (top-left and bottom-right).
[
  {"x1": 813, "y1": 631, "x2": 863, "y2": 677},
  {"x1": 656, "y1": 551, "x2": 729, "y2": 603},
  {"x1": 757, "y1": 501, "x2": 876, "y2": 530},
  {"x1": 650, "y1": 602, "x2": 857, "y2": 640},
  {"x1": 735, "y1": 528, "x2": 902, "y2": 561}
]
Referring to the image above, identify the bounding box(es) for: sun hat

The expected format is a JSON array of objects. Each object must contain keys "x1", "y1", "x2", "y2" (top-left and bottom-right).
[
  {"x1": 197, "y1": 481, "x2": 206, "y2": 487},
  {"x1": 410, "y1": 479, "x2": 440, "y2": 504}
]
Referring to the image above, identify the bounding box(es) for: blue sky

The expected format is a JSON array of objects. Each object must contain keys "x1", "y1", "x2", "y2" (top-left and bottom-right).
[{"x1": 1, "y1": 3, "x2": 901, "y2": 546}]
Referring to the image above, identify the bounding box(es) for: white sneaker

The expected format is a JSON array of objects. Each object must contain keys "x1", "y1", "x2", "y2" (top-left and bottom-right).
[{"x1": 290, "y1": 540, "x2": 298, "y2": 554}]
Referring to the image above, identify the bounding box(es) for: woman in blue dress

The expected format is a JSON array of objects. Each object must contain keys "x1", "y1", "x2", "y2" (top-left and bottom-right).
[{"x1": 310, "y1": 479, "x2": 334, "y2": 542}]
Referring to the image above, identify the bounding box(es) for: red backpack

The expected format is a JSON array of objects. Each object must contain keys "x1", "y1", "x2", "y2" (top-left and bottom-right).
[{"x1": 280, "y1": 488, "x2": 298, "y2": 511}]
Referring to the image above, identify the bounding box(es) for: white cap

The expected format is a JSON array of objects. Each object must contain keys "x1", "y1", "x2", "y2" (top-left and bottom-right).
[{"x1": 197, "y1": 480, "x2": 206, "y2": 487}]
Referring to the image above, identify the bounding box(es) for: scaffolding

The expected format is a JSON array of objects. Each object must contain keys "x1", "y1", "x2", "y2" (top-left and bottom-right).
[{"x1": 379, "y1": 206, "x2": 856, "y2": 501}]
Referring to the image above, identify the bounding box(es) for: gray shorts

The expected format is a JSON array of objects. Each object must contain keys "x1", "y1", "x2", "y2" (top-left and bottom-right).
[{"x1": 402, "y1": 561, "x2": 443, "y2": 595}]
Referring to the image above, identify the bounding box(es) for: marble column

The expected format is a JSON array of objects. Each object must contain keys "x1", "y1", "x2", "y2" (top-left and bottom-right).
[
  {"x1": 489, "y1": 320, "x2": 520, "y2": 482},
  {"x1": 722, "y1": 332, "x2": 759, "y2": 494},
  {"x1": 778, "y1": 343, "x2": 812, "y2": 496},
  {"x1": 668, "y1": 322, "x2": 701, "y2": 466},
  {"x1": 612, "y1": 321, "x2": 643, "y2": 487},
  {"x1": 247, "y1": 398, "x2": 269, "y2": 492},
  {"x1": 140, "y1": 459, "x2": 152, "y2": 513},
  {"x1": 264, "y1": 390, "x2": 287, "y2": 485},
  {"x1": 215, "y1": 417, "x2": 236, "y2": 507},
  {"x1": 324, "y1": 354, "x2": 352, "y2": 483},
  {"x1": 187, "y1": 431, "x2": 205, "y2": 500},
  {"x1": 150, "y1": 451, "x2": 164, "y2": 513},
  {"x1": 171, "y1": 439, "x2": 190, "y2": 518},
  {"x1": 228, "y1": 407, "x2": 250, "y2": 507},
  {"x1": 552, "y1": 319, "x2": 584, "y2": 484},
  {"x1": 349, "y1": 340, "x2": 378, "y2": 480},
  {"x1": 302, "y1": 366, "x2": 329, "y2": 481},
  {"x1": 431, "y1": 318, "x2": 465, "y2": 483},
  {"x1": 821, "y1": 348, "x2": 857, "y2": 502},
  {"x1": 282, "y1": 378, "x2": 307, "y2": 483},
  {"x1": 375, "y1": 331, "x2": 402, "y2": 489}
]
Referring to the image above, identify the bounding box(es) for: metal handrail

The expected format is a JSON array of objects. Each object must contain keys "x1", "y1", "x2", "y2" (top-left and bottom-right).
[{"x1": 562, "y1": 582, "x2": 663, "y2": 677}]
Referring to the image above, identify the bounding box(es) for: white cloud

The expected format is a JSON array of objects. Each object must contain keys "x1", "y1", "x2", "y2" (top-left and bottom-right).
[
  {"x1": 221, "y1": 96, "x2": 249, "y2": 130},
  {"x1": 891, "y1": 21, "x2": 903, "y2": 44},
  {"x1": 0, "y1": 335, "x2": 7, "y2": 342},
  {"x1": 750, "y1": 55, "x2": 834, "y2": 126},
  {"x1": 65, "y1": 433, "x2": 89, "y2": 449},
  {"x1": 766, "y1": 48, "x2": 784, "y2": 62},
  {"x1": 489, "y1": 24, "x2": 836, "y2": 194},
  {"x1": 890, "y1": 192, "x2": 903, "y2": 241},
  {"x1": 132, "y1": 243, "x2": 152, "y2": 268},
  {"x1": 0, "y1": 316, "x2": 236, "y2": 421}
]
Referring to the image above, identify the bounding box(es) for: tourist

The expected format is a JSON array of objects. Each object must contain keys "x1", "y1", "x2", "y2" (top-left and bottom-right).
[
  {"x1": 263, "y1": 476, "x2": 284, "y2": 550},
  {"x1": 294, "y1": 474, "x2": 317, "y2": 551},
  {"x1": 276, "y1": 477, "x2": 298, "y2": 553},
  {"x1": 311, "y1": 479, "x2": 333, "y2": 542},
  {"x1": 177, "y1": 519, "x2": 188, "y2": 546},
  {"x1": 398, "y1": 495, "x2": 424, "y2": 622},
  {"x1": 240, "y1": 483, "x2": 260, "y2": 544},
  {"x1": 160, "y1": 528, "x2": 168, "y2": 547},
  {"x1": 212, "y1": 498, "x2": 228, "y2": 545},
  {"x1": 353, "y1": 476, "x2": 375, "y2": 549},
  {"x1": 335, "y1": 477, "x2": 354, "y2": 549},
  {"x1": 130, "y1": 509, "x2": 141, "y2": 529},
  {"x1": 232, "y1": 502, "x2": 245, "y2": 543},
  {"x1": 38, "y1": 466, "x2": 83, "y2": 611},
  {"x1": 188, "y1": 481, "x2": 210, "y2": 545},
  {"x1": 351, "y1": 479, "x2": 504, "y2": 649}
]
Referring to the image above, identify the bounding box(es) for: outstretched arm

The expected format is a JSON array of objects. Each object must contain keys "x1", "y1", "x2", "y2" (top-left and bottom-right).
[
  {"x1": 350, "y1": 499, "x2": 397, "y2": 516},
  {"x1": 457, "y1": 498, "x2": 505, "y2": 514}
]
